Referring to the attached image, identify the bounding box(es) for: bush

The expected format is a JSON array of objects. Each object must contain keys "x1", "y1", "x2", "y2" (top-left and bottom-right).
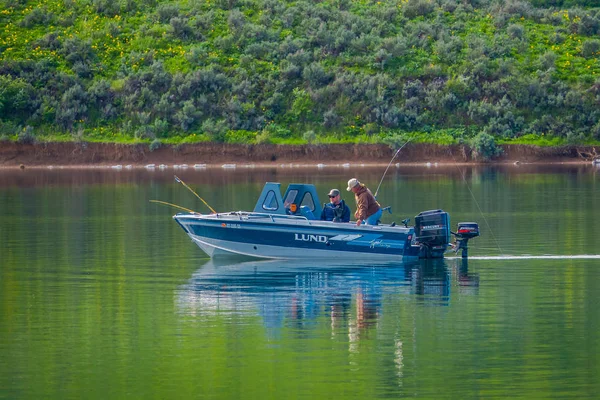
[
  {"x1": 17, "y1": 126, "x2": 36, "y2": 144},
  {"x1": 538, "y1": 51, "x2": 557, "y2": 70},
  {"x1": 302, "y1": 63, "x2": 333, "y2": 88},
  {"x1": 156, "y1": 3, "x2": 179, "y2": 23},
  {"x1": 149, "y1": 139, "x2": 162, "y2": 152},
  {"x1": 175, "y1": 100, "x2": 201, "y2": 132},
  {"x1": 201, "y1": 119, "x2": 229, "y2": 142},
  {"x1": 403, "y1": 0, "x2": 435, "y2": 19},
  {"x1": 382, "y1": 133, "x2": 409, "y2": 150},
  {"x1": 0, "y1": 75, "x2": 37, "y2": 120},
  {"x1": 56, "y1": 84, "x2": 88, "y2": 130},
  {"x1": 507, "y1": 24, "x2": 525, "y2": 40},
  {"x1": 225, "y1": 130, "x2": 256, "y2": 144},
  {"x1": 167, "y1": 17, "x2": 188, "y2": 39},
  {"x1": 323, "y1": 109, "x2": 341, "y2": 128},
  {"x1": 0, "y1": 120, "x2": 21, "y2": 137},
  {"x1": 34, "y1": 32, "x2": 62, "y2": 51},
  {"x1": 581, "y1": 40, "x2": 600, "y2": 58},
  {"x1": 470, "y1": 132, "x2": 502, "y2": 161},
  {"x1": 303, "y1": 130, "x2": 316, "y2": 143},
  {"x1": 591, "y1": 121, "x2": 600, "y2": 140},
  {"x1": 19, "y1": 7, "x2": 55, "y2": 28}
]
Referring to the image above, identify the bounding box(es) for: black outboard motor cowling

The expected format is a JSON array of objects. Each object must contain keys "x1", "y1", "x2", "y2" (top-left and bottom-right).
[
  {"x1": 414, "y1": 210, "x2": 451, "y2": 258},
  {"x1": 452, "y1": 222, "x2": 480, "y2": 258}
]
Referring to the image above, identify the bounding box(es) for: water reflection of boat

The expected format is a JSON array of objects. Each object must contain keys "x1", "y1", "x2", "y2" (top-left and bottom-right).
[
  {"x1": 174, "y1": 182, "x2": 480, "y2": 260},
  {"x1": 175, "y1": 258, "x2": 479, "y2": 336}
]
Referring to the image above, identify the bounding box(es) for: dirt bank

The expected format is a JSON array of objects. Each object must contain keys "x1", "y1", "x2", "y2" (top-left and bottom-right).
[{"x1": 0, "y1": 142, "x2": 598, "y2": 167}]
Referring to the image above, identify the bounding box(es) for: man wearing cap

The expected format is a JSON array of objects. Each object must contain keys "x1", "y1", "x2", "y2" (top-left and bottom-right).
[
  {"x1": 320, "y1": 189, "x2": 351, "y2": 222},
  {"x1": 347, "y1": 178, "x2": 382, "y2": 226}
]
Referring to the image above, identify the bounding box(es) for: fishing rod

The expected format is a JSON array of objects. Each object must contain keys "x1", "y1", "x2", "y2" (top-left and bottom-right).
[
  {"x1": 174, "y1": 175, "x2": 218, "y2": 214},
  {"x1": 374, "y1": 138, "x2": 413, "y2": 198},
  {"x1": 149, "y1": 200, "x2": 198, "y2": 213}
]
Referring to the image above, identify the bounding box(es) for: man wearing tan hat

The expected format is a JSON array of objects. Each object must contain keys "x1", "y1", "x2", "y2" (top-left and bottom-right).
[
  {"x1": 347, "y1": 178, "x2": 382, "y2": 226},
  {"x1": 320, "y1": 188, "x2": 351, "y2": 222}
]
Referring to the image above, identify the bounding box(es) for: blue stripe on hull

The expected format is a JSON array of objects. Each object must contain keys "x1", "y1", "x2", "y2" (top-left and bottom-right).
[{"x1": 176, "y1": 216, "x2": 420, "y2": 258}]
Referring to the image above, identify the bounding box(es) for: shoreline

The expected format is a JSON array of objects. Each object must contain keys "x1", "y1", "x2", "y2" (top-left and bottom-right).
[
  {"x1": 0, "y1": 142, "x2": 598, "y2": 168},
  {"x1": 1, "y1": 160, "x2": 596, "y2": 170}
]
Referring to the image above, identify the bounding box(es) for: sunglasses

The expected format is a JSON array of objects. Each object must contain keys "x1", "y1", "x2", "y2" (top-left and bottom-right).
[{"x1": 328, "y1": 195, "x2": 337, "y2": 198}]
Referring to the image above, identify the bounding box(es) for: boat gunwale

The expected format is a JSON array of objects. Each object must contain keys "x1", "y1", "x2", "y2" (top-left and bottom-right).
[{"x1": 174, "y1": 211, "x2": 413, "y2": 233}]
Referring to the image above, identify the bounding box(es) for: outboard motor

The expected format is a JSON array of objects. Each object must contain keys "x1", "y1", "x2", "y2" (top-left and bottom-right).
[
  {"x1": 452, "y1": 222, "x2": 480, "y2": 258},
  {"x1": 414, "y1": 210, "x2": 451, "y2": 258}
]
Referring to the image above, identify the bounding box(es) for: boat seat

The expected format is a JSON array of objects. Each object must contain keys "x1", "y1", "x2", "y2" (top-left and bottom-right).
[{"x1": 299, "y1": 205, "x2": 316, "y2": 220}]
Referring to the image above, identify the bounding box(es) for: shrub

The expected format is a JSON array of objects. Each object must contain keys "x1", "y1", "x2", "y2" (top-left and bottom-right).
[
  {"x1": 581, "y1": 40, "x2": 600, "y2": 58},
  {"x1": 507, "y1": 24, "x2": 525, "y2": 40},
  {"x1": 290, "y1": 88, "x2": 313, "y2": 122},
  {"x1": 175, "y1": 100, "x2": 201, "y2": 132},
  {"x1": 303, "y1": 130, "x2": 316, "y2": 143},
  {"x1": 34, "y1": 32, "x2": 62, "y2": 51},
  {"x1": 591, "y1": 121, "x2": 600, "y2": 140},
  {"x1": 403, "y1": 0, "x2": 435, "y2": 19},
  {"x1": 302, "y1": 62, "x2": 333, "y2": 88},
  {"x1": 470, "y1": 132, "x2": 502, "y2": 161},
  {"x1": 382, "y1": 133, "x2": 409, "y2": 150},
  {"x1": 156, "y1": 3, "x2": 179, "y2": 23},
  {"x1": 0, "y1": 120, "x2": 21, "y2": 137},
  {"x1": 149, "y1": 139, "x2": 162, "y2": 152},
  {"x1": 152, "y1": 119, "x2": 170, "y2": 138},
  {"x1": 201, "y1": 119, "x2": 229, "y2": 142},
  {"x1": 0, "y1": 75, "x2": 37, "y2": 120},
  {"x1": 225, "y1": 130, "x2": 256, "y2": 144},
  {"x1": 576, "y1": 14, "x2": 600, "y2": 36},
  {"x1": 323, "y1": 109, "x2": 341, "y2": 128},
  {"x1": 17, "y1": 126, "x2": 36, "y2": 144},
  {"x1": 56, "y1": 84, "x2": 88, "y2": 130},
  {"x1": 19, "y1": 7, "x2": 55, "y2": 28},
  {"x1": 258, "y1": 123, "x2": 292, "y2": 143},
  {"x1": 435, "y1": 36, "x2": 463, "y2": 65},
  {"x1": 168, "y1": 17, "x2": 194, "y2": 41},
  {"x1": 538, "y1": 51, "x2": 557, "y2": 70}
]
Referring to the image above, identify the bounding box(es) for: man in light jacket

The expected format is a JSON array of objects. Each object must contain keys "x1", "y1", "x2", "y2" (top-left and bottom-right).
[{"x1": 347, "y1": 178, "x2": 382, "y2": 226}]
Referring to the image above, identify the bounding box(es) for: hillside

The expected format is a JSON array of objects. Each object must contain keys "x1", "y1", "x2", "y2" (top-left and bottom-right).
[{"x1": 1, "y1": 0, "x2": 600, "y2": 151}]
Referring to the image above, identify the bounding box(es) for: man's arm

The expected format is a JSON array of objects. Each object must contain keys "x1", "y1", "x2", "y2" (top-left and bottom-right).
[{"x1": 355, "y1": 194, "x2": 368, "y2": 221}]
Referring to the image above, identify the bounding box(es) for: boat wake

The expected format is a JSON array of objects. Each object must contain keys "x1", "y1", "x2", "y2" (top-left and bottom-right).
[{"x1": 449, "y1": 255, "x2": 600, "y2": 260}]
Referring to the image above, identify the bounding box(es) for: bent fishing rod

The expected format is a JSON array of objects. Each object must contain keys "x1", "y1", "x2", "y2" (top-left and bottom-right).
[
  {"x1": 149, "y1": 200, "x2": 197, "y2": 213},
  {"x1": 374, "y1": 138, "x2": 413, "y2": 198},
  {"x1": 174, "y1": 175, "x2": 217, "y2": 214}
]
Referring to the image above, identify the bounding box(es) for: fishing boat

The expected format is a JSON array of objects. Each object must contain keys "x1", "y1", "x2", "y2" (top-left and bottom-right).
[{"x1": 173, "y1": 182, "x2": 479, "y2": 260}]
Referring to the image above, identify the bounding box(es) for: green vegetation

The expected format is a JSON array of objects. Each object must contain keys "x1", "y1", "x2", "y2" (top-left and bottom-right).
[{"x1": 1, "y1": 0, "x2": 600, "y2": 148}]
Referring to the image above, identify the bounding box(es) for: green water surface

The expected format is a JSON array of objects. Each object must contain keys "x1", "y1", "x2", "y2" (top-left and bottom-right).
[{"x1": 1, "y1": 165, "x2": 599, "y2": 399}]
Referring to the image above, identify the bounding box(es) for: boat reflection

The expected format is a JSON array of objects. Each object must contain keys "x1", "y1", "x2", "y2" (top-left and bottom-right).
[{"x1": 175, "y1": 258, "x2": 479, "y2": 337}]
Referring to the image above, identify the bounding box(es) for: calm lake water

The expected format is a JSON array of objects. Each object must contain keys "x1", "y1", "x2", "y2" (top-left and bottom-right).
[{"x1": 1, "y1": 165, "x2": 599, "y2": 399}]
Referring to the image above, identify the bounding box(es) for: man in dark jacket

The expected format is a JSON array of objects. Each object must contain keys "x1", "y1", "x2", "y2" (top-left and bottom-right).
[
  {"x1": 347, "y1": 178, "x2": 382, "y2": 226},
  {"x1": 320, "y1": 189, "x2": 351, "y2": 222}
]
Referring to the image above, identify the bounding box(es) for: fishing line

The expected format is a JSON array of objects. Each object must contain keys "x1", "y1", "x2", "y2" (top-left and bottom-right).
[
  {"x1": 374, "y1": 138, "x2": 413, "y2": 198},
  {"x1": 450, "y1": 152, "x2": 504, "y2": 256},
  {"x1": 174, "y1": 175, "x2": 217, "y2": 214}
]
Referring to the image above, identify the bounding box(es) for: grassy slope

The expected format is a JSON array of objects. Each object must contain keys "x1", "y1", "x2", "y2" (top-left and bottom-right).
[{"x1": 0, "y1": 0, "x2": 599, "y2": 147}]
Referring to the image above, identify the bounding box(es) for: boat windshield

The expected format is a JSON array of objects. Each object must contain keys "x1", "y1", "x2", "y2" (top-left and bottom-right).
[
  {"x1": 283, "y1": 190, "x2": 298, "y2": 208},
  {"x1": 299, "y1": 192, "x2": 316, "y2": 211},
  {"x1": 261, "y1": 190, "x2": 279, "y2": 211}
]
